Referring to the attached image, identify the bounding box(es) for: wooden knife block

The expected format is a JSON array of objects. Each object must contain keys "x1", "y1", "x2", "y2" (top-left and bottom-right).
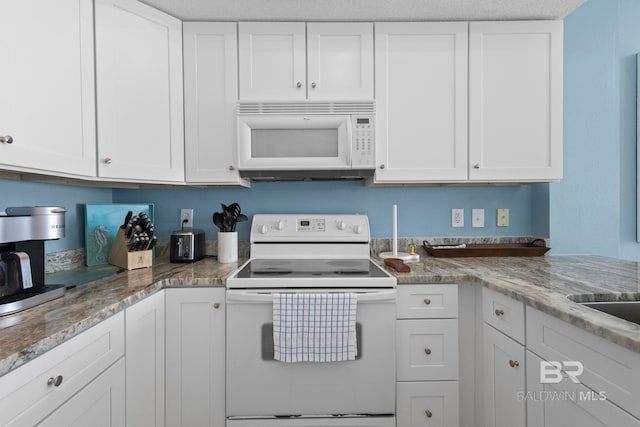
[{"x1": 108, "y1": 229, "x2": 153, "y2": 270}]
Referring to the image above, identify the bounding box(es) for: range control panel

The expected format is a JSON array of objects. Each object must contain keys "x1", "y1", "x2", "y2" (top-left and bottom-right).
[{"x1": 250, "y1": 214, "x2": 370, "y2": 243}]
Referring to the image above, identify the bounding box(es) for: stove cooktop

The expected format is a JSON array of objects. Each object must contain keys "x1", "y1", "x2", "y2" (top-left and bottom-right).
[{"x1": 227, "y1": 258, "x2": 396, "y2": 289}]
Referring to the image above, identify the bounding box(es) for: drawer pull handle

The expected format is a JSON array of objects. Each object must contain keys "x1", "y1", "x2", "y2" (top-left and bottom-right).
[
  {"x1": 425, "y1": 409, "x2": 433, "y2": 418},
  {"x1": 424, "y1": 348, "x2": 432, "y2": 355},
  {"x1": 213, "y1": 303, "x2": 221, "y2": 309},
  {"x1": 509, "y1": 360, "x2": 520, "y2": 368},
  {"x1": 495, "y1": 309, "x2": 505, "y2": 316},
  {"x1": 423, "y1": 298, "x2": 431, "y2": 305},
  {"x1": 47, "y1": 375, "x2": 63, "y2": 387},
  {"x1": 0, "y1": 135, "x2": 13, "y2": 144}
]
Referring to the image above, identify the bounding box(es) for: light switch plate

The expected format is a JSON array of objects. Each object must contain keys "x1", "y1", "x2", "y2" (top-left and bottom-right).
[
  {"x1": 452, "y1": 209, "x2": 464, "y2": 228},
  {"x1": 472, "y1": 209, "x2": 485, "y2": 228},
  {"x1": 497, "y1": 208, "x2": 509, "y2": 227}
]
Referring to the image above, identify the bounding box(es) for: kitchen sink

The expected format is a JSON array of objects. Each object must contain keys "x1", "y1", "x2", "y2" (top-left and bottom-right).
[{"x1": 575, "y1": 300, "x2": 640, "y2": 326}]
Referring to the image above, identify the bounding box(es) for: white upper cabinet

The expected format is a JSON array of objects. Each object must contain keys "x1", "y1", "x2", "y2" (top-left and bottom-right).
[
  {"x1": 469, "y1": 21, "x2": 563, "y2": 182},
  {"x1": 306, "y1": 23, "x2": 374, "y2": 100},
  {"x1": 0, "y1": 0, "x2": 96, "y2": 178},
  {"x1": 373, "y1": 22, "x2": 469, "y2": 183},
  {"x1": 95, "y1": 0, "x2": 185, "y2": 183},
  {"x1": 183, "y1": 22, "x2": 249, "y2": 186},
  {"x1": 239, "y1": 22, "x2": 374, "y2": 100}
]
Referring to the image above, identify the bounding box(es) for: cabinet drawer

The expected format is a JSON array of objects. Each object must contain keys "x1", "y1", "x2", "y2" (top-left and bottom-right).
[
  {"x1": 482, "y1": 287, "x2": 525, "y2": 344},
  {"x1": 0, "y1": 312, "x2": 125, "y2": 426},
  {"x1": 526, "y1": 306, "x2": 640, "y2": 420},
  {"x1": 397, "y1": 319, "x2": 459, "y2": 381},
  {"x1": 397, "y1": 284, "x2": 458, "y2": 319},
  {"x1": 397, "y1": 381, "x2": 460, "y2": 427}
]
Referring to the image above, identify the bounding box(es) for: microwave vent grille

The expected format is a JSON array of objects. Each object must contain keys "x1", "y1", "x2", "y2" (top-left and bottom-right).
[{"x1": 237, "y1": 101, "x2": 375, "y2": 115}]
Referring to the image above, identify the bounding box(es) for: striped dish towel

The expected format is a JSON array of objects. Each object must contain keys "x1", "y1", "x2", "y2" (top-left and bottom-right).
[{"x1": 273, "y1": 293, "x2": 358, "y2": 363}]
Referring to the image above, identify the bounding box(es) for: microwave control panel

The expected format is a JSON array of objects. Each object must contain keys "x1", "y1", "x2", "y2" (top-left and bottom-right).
[{"x1": 352, "y1": 116, "x2": 375, "y2": 167}]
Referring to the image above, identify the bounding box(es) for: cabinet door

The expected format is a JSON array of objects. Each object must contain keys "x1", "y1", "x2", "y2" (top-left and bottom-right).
[
  {"x1": 307, "y1": 23, "x2": 374, "y2": 100},
  {"x1": 469, "y1": 21, "x2": 563, "y2": 182},
  {"x1": 166, "y1": 288, "x2": 225, "y2": 426},
  {"x1": 125, "y1": 291, "x2": 165, "y2": 427},
  {"x1": 374, "y1": 22, "x2": 468, "y2": 183},
  {"x1": 526, "y1": 351, "x2": 640, "y2": 427},
  {"x1": 95, "y1": 0, "x2": 184, "y2": 182},
  {"x1": 0, "y1": 0, "x2": 96, "y2": 177},
  {"x1": 484, "y1": 324, "x2": 526, "y2": 427},
  {"x1": 183, "y1": 22, "x2": 249, "y2": 186},
  {"x1": 397, "y1": 381, "x2": 460, "y2": 427},
  {"x1": 239, "y1": 22, "x2": 306, "y2": 100},
  {"x1": 38, "y1": 358, "x2": 125, "y2": 427}
]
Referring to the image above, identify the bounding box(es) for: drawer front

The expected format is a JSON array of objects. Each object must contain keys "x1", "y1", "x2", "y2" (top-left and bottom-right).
[
  {"x1": 397, "y1": 284, "x2": 458, "y2": 319},
  {"x1": 482, "y1": 287, "x2": 525, "y2": 344},
  {"x1": 397, "y1": 381, "x2": 460, "y2": 427},
  {"x1": 526, "y1": 306, "x2": 640, "y2": 420},
  {"x1": 397, "y1": 319, "x2": 459, "y2": 381},
  {"x1": 0, "y1": 312, "x2": 125, "y2": 426}
]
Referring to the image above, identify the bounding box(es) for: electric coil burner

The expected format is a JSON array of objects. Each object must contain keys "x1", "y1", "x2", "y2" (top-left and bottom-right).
[{"x1": 226, "y1": 214, "x2": 396, "y2": 427}]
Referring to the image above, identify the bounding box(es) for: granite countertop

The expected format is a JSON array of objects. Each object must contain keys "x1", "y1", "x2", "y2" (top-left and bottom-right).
[{"x1": 1, "y1": 253, "x2": 640, "y2": 378}]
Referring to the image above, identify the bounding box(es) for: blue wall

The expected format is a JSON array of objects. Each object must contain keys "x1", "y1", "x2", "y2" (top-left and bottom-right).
[
  {"x1": 113, "y1": 182, "x2": 537, "y2": 243},
  {"x1": 0, "y1": 179, "x2": 112, "y2": 252},
  {"x1": 551, "y1": 0, "x2": 640, "y2": 260}
]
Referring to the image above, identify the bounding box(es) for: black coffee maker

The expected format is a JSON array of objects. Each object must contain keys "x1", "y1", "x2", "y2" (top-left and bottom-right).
[{"x1": 0, "y1": 206, "x2": 67, "y2": 316}]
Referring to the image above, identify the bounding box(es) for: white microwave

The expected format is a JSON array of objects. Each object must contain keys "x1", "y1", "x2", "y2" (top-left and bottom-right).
[{"x1": 237, "y1": 102, "x2": 375, "y2": 180}]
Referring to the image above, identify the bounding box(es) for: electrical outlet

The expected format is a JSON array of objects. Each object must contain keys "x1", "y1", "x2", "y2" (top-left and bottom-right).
[
  {"x1": 451, "y1": 209, "x2": 464, "y2": 228},
  {"x1": 497, "y1": 208, "x2": 510, "y2": 227},
  {"x1": 180, "y1": 208, "x2": 194, "y2": 228},
  {"x1": 472, "y1": 209, "x2": 485, "y2": 228}
]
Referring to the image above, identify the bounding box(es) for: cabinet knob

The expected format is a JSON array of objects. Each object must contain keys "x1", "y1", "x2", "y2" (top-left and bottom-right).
[
  {"x1": 379, "y1": 164, "x2": 385, "y2": 169},
  {"x1": 213, "y1": 303, "x2": 221, "y2": 309},
  {"x1": 474, "y1": 164, "x2": 480, "y2": 169},
  {"x1": 296, "y1": 82, "x2": 302, "y2": 88},
  {"x1": 228, "y1": 165, "x2": 235, "y2": 171},
  {"x1": 424, "y1": 348, "x2": 432, "y2": 355},
  {"x1": 509, "y1": 359, "x2": 520, "y2": 368},
  {"x1": 104, "y1": 157, "x2": 113, "y2": 164},
  {"x1": 423, "y1": 298, "x2": 431, "y2": 305},
  {"x1": 311, "y1": 82, "x2": 317, "y2": 89},
  {"x1": 425, "y1": 409, "x2": 433, "y2": 418},
  {"x1": 47, "y1": 375, "x2": 63, "y2": 387},
  {"x1": 0, "y1": 135, "x2": 13, "y2": 144},
  {"x1": 495, "y1": 309, "x2": 505, "y2": 316}
]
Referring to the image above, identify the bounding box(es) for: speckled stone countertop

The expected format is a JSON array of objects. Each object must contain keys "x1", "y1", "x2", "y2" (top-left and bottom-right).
[{"x1": 1, "y1": 253, "x2": 640, "y2": 379}]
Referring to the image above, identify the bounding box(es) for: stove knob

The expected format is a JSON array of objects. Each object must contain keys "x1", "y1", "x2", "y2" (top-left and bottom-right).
[
  {"x1": 354, "y1": 224, "x2": 364, "y2": 234},
  {"x1": 337, "y1": 220, "x2": 347, "y2": 230},
  {"x1": 259, "y1": 224, "x2": 268, "y2": 234},
  {"x1": 276, "y1": 220, "x2": 285, "y2": 231}
]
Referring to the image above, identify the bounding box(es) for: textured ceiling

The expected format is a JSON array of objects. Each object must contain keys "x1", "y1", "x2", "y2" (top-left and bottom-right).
[{"x1": 139, "y1": 0, "x2": 587, "y2": 21}]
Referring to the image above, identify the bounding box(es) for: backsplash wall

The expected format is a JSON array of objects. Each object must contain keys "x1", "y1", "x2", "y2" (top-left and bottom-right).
[{"x1": 113, "y1": 181, "x2": 542, "y2": 242}]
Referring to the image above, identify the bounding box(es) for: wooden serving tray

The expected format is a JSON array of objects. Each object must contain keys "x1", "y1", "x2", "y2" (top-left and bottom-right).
[{"x1": 423, "y1": 239, "x2": 550, "y2": 257}]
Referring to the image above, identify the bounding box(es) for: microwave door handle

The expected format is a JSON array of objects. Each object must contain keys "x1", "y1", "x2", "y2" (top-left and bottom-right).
[{"x1": 345, "y1": 117, "x2": 353, "y2": 165}]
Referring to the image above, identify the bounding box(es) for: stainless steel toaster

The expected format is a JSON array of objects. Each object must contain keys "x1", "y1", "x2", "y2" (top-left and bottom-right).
[{"x1": 170, "y1": 228, "x2": 205, "y2": 262}]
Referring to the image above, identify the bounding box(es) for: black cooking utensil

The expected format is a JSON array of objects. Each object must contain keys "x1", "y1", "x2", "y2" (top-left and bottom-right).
[
  {"x1": 213, "y1": 212, "x2": 226, "y2": 232},
  {"x1": 121, "y1": 211, "x2": 133, "y2": 230}
]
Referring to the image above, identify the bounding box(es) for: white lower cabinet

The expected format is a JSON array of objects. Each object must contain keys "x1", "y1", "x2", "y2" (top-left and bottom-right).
[
  {"x1": 38, "y1": 358, "x2": 125, "y2": 427},
  {"x1": 483, "y1": 324, "x2": 526, "y2": 427},
  {"x1": 126, "y1": 291, "x2": 165, "y2": 427},
  {"x1": 0, "y1": 312, "x2": 125, "y2": 426},
  {"x1": 526, "y1": 351, "x2": 640, "y2": 427},
  {"x1": 166, "y1": 287, "x2": 226, "y2": 426},
  {"x1": 396, "y1": 284, "x2": 459, "y2": 427}
]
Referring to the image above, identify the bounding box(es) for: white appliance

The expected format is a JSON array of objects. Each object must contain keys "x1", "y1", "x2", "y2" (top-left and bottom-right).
[
  {"x1": 236, "y1": 102, "x2": 375, "y2": 180},
  {"x1": 226, "y1": 214, "x2": 396, "y2": 427}
]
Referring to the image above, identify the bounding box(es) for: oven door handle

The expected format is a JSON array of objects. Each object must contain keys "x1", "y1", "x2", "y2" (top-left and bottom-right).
[{"x1": 226, "y1": 289, "x2": 397, "y2": 303}]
